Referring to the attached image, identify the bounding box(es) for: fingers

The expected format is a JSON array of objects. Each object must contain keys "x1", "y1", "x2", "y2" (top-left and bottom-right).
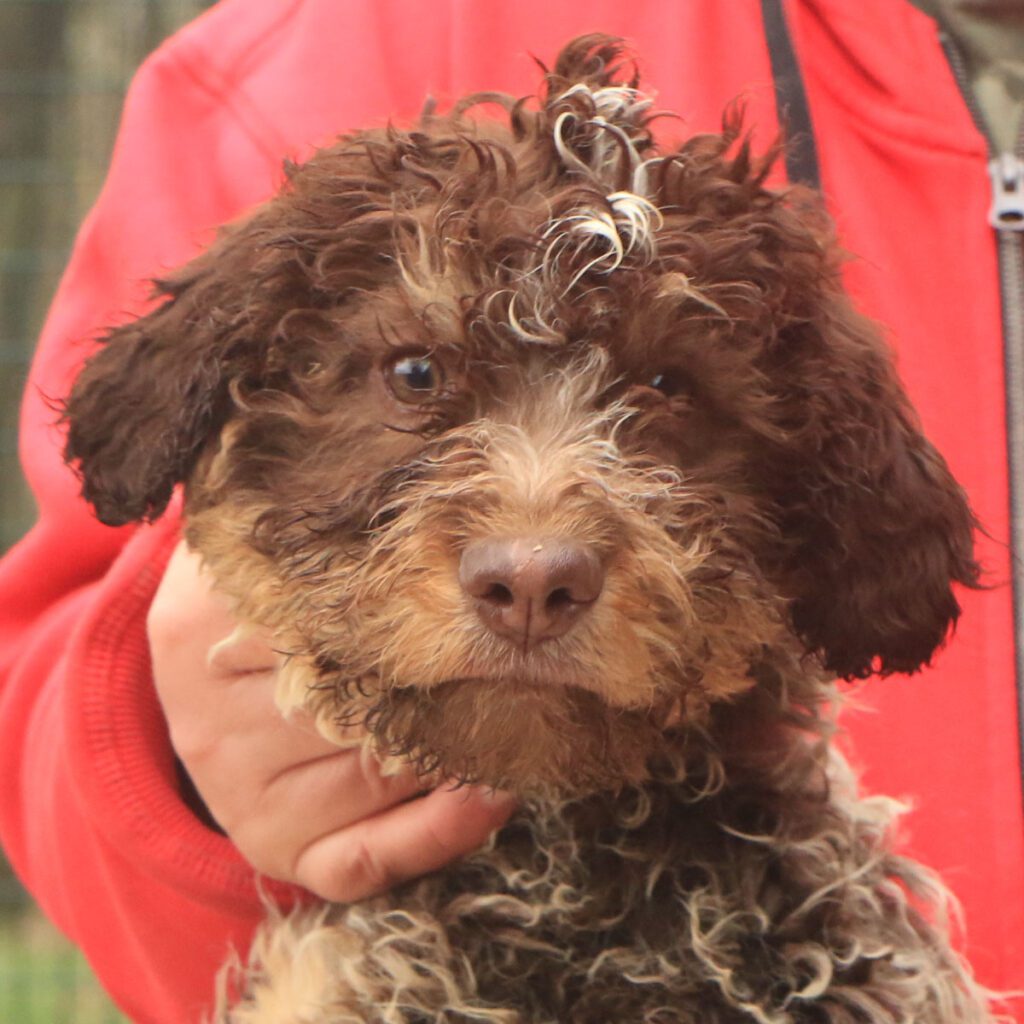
[
  {"x1": 206, "y1": 624, "x2": 279, "y2": 676},
  {"x1": 147, "y1": 541, "x2": 238, "y2": 670},
  {"x1": 149, "y1": 540, "x2": 280, "y2": 680},
  {"x1": 225, "y1": 747, "x2": 426, "y2": 877},
  {"x1": 292, "y1": 785, "x2": 518, "y2": 902}
]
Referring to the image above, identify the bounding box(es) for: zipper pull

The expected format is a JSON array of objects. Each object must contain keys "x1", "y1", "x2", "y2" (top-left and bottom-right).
[{"x1": 988, "y1": 153, "x2": 1024, "y2": 230}]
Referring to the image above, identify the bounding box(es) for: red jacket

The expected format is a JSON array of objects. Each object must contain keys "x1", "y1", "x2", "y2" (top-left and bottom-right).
[{"x1": 1, "y1": 1, "x2": 1021, "y2": 1020}]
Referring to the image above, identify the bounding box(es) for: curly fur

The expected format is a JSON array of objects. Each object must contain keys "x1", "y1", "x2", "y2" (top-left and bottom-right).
[
  {"x1": 64, "y1": 34, "x2": 995, "y2": 1024},
  {"x1": 225, "y1": 735, "x2": 988, "y2": 1024}
]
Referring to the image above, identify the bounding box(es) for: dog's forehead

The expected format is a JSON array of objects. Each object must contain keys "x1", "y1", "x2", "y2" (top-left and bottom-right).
[
  {"x1": 386, "y1": 194, "x2": 744, "y2": 388},
  {"x1": 280, "y1": 78, "x2": 816, "y2": 390},
  {"x1": 377, "y1": 115, "x2": 777, "y2": 364},
  {"x1": 396, "y1": 153, "x2": 658, "y2": 345}
]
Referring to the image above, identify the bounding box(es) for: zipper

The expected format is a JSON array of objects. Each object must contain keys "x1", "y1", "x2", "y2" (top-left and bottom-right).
[
  {"x1": 939, "y1": 28, "x2": 1024, "y2": 784},
  {"x1": 989, "y1": 154, "x2": 1024, "y2": 230},
  {"x1": 999, "y1": 179, "x2": 1024, "y2": 786}
]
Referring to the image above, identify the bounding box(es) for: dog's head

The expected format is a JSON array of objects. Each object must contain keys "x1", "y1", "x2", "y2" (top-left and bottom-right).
[{"x1": 65, "y1": 36, "x2": 978, "y2": 797}]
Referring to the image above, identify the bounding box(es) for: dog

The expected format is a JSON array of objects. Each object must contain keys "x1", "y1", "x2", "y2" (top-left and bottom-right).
[{"x1": 64, "y1": 35, "x2": 996, "y2": 1024}]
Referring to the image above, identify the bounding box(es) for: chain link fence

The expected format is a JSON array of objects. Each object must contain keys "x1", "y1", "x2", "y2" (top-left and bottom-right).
[{"x1": 1, "y1": 2, "x2": 213, "y2": 1018}]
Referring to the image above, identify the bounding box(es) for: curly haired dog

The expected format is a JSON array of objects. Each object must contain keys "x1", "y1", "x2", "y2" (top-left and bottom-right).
[{"x1": 64, "y1": 35, "x2": 996, "y2": 1024}]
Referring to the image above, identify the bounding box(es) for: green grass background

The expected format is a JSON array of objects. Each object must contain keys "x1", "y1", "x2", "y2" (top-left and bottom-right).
[{"x1": 0, "y1": 905, "x2": 128, "y2": 1023}]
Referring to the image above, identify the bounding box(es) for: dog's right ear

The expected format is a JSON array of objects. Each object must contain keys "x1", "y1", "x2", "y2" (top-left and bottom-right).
[{"x1": 63, "y1": 235, "x2": 250, "y2": 527}]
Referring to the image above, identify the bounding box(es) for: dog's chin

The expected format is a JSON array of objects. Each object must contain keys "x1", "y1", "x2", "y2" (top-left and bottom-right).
[{"x1": 358, "y1": 676, "x2": 678, "y2": 799}]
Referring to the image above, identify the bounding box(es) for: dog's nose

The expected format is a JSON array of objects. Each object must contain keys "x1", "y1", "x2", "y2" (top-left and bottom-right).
[{"x1": 459, "y1": 537, "x2": 604, "y2": 648}]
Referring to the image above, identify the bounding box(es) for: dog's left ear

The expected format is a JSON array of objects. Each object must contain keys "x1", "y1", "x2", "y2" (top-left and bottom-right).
[
  {"x1": 759, "y1": 290, "x2": 980, "y2": 680},
  {"x1": 63, "y1": 223, "x2": 263, "y2": 527}
]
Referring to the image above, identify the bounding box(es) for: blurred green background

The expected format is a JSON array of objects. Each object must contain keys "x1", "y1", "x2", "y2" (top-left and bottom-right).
[{"x1": 0, "y1": 2, "x2": 212, "y2": 1019}]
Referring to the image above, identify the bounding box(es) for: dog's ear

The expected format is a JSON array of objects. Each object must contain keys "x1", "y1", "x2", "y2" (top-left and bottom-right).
[
  {"x1": 63, "y1": 224, "x2": 262, "y2": 527},
  {"x1": 63, "y1": 132, "x2": 448, "y2": 528},
  {"x1": 760, "y1": 291, "x2": 980, "y2": 680}
]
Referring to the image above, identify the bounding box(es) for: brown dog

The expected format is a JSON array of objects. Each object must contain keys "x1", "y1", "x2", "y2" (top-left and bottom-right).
[{"x1": 64, "y1": 35, "x2": 994, "y2": 1024}]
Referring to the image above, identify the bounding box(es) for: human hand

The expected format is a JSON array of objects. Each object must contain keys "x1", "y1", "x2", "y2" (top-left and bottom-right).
[{"x1": 147, "y1": 540, "x2": 517, "y2": 901}]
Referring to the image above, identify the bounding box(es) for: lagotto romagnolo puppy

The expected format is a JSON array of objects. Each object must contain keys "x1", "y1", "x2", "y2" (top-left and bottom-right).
[{"x1": 64, "y1": 35, "x2": 997, "y2": 1024}]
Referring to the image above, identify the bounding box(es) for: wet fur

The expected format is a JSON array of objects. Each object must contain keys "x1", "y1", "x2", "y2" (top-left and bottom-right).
[{"x1": 64, "y1": 36, "x2": 994, "y2": 1023}]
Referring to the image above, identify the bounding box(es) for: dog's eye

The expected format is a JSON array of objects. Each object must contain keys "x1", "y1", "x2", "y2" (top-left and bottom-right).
[
  {"x1": 386, "y1": 354, "x2": 444, "y2": 403},
  {"x1": 647, "y1": 370, "x2": 692, "y2": 398}
]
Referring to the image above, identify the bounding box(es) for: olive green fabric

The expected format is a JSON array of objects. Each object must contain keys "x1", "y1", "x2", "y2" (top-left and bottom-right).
[{"x1": 909, "y1": 0, "x2": 1024, "y2": 153}]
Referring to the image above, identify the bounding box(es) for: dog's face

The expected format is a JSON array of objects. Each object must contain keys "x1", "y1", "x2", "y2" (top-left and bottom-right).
[{"x1": 65, "y1": 37, "x2": 978, "y2": 797}]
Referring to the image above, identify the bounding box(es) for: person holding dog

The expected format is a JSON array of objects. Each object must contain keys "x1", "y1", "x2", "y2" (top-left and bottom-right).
[{"x1": 0, "y1": 2, "x2": 1021, "y2": 1021}]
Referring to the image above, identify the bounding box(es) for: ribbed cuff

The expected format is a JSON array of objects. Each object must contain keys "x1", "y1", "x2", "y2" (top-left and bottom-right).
[{"x1": 65, "y1": 497, "x2": 305, "y2": 912}]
